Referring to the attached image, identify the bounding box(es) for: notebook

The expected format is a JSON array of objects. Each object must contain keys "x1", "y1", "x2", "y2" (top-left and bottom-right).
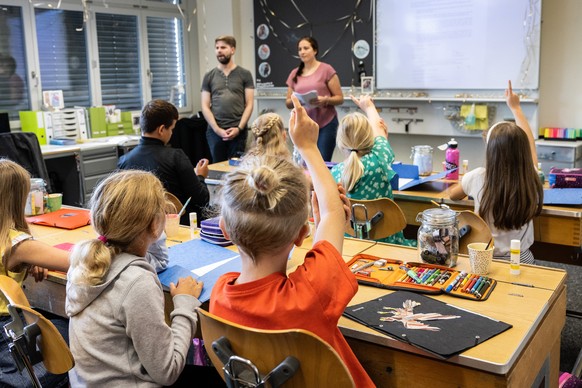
[{"x1": 26, "y1": 208, "x2": 91, "y2": 230}]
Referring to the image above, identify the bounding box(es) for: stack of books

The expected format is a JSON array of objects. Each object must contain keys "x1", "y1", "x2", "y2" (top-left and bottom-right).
[{"x1": 200, "y1": 217, "x2": 232, "y2": 246}]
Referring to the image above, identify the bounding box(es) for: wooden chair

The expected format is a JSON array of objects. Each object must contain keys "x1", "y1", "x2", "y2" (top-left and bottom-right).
[
  {"x1": 197, "y1": 309, "x2": 355, "y2": 388},
  {"x1": 164, "y1": 191, "x2": 183, "y2": 214},
  {"x1": 0, "y1": 275, "x2": 74, "y2": 387},
  {"x1": 457, "y1": 210, "x2": 493, "y2": 255},
  {"x1": 345, "y1": 197, "x2": 407, "y2": 240}
]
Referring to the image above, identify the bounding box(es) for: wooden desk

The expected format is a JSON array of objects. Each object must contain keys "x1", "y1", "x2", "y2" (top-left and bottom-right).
[
  {"x1": 393, "y1": 184, "x2": 582, "y2": 248},
  {"x1": 26, "y1": 223, "x2": 566, "y2": 387}
]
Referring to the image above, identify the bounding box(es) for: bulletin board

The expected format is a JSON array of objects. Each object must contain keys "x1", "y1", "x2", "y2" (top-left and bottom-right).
[{"x1": 253, "y1": 0, "x2": 374, "y2": 89}]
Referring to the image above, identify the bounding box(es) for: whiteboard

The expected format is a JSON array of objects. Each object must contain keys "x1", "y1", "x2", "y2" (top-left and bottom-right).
[{"x1": 376, "y1": 0, "x2": 541, "y2": 90}]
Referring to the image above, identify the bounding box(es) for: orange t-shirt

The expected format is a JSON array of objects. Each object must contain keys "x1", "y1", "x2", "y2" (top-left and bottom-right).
[{"x1": 210, "y1": 240, "x2": 374, "y2": 387}]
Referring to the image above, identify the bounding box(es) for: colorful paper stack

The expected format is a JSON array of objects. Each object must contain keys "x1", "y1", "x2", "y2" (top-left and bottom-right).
[
  {"x1": 540, "y1": 127, "x2": 582, "y2": 140},
  {"x1": 200, "y1": 217, "x2": 232, "y2": 246}
]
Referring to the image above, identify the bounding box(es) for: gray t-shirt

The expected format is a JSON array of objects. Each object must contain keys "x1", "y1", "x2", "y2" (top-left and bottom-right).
[{"x1": 201, "y1": 66, "x2": 254, "y2": 128}]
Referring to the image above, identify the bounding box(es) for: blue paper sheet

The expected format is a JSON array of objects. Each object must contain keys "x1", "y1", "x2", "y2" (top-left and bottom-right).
[
  {"x1": 158, "y1": 239, "x2": 241, "y2": 302},
  {"x1": 391, "y1": 164, "x2": 456, "y2": 191},
  {"x1": 543, "y1": 188, "x2": 582, "y2": 205}
]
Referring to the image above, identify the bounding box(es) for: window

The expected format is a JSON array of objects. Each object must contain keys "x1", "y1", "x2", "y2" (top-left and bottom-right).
[
  {"x1": 35, "y1": 8, "x2": 91, "y2": 108},
  {"x1": 0, "y1": 5, "x2": 30, "y2": 119},
  {"x1": 147, "y1": 16, "x2": 186, "y2": 108},
  {"x1": 96, "y1": 12, "x2": 142, "y2": 110}
]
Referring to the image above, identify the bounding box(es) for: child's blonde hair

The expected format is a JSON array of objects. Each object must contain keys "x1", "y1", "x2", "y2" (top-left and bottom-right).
[
  {"x1": 0, "y1": 159, "x2": 32, "y2": 272},
  {"x1": 249, "y1": 113, "x2": 289, "y2": 158},
  {"x1": 220, "y1": 155, "x2": 308, "y2": 261},
  {"x1": 480, "y1": 122, "x2": 543, "y2": 230},
  {"x1": 68, "y1": 170, "x2": 166, "y2": 285},
  {"x1": 335, "y1": 112, "x2": 375, "y2": 191}
]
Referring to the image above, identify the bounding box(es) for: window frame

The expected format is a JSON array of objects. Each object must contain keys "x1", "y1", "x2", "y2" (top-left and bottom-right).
[{"x1": 3, "y1": 0, "x2": 193, "y2": 128}]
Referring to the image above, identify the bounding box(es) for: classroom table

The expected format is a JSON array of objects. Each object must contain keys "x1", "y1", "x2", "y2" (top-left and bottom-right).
[
  {"x1": 24, "y1": 221, "x2": 566, "y2": 388},
  {"x1": 208, "y1": 162, "x2": 582, "y2": 263}
]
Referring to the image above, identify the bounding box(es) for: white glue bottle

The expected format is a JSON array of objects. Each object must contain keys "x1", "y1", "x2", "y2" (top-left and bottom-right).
[{"x1": 510, "y1": 239, "x2": 521, "y2": 275}]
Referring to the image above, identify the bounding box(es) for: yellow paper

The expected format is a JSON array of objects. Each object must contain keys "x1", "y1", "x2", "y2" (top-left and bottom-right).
[{"x1": 460, "y1": 104, "x2": 488, "y2": 130}]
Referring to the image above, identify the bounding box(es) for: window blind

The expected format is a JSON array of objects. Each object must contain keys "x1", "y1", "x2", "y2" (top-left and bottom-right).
[
  {"x1": 35, "y1": 9, "x2": 91, "y2": 108},
  {"x1": 0, "y1": 5, "x2": 30, "y2": 119},
  {"x1": 147, "y1": 16, "x2": 186, "y2": 108},
  {"x1": 96, "y1": 12, "x2": 141, "y2": 110}
]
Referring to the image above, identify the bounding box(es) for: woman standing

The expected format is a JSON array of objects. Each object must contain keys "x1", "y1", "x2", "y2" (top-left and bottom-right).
[{"x1": 285, "y1": 36, "x2": 343, "y2": 161}]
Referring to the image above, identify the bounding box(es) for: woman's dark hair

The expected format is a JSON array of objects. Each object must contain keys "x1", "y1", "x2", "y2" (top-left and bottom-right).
[{"x1": 292, "y1": 36, "x2": 318, "y2": 84}]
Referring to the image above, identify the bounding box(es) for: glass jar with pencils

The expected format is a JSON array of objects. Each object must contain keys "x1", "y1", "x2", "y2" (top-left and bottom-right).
[{"x1": 416, "y1": 207, "x2": 459, "y2": 267}]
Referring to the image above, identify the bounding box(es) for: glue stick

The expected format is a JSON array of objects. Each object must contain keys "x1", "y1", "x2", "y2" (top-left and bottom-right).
[{"x1": 510, "y1": 239, "x2": 521, "y2": 275}]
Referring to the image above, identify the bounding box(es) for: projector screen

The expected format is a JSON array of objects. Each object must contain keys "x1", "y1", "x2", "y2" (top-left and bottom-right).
[{"x1": 375, "y1": 0, "x2": 541, "y2": 90}]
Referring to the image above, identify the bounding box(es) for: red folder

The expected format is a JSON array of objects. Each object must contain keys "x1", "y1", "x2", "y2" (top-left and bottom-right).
[{"x1": 26, "y1": 208, "x2": 91, "y2": 230}]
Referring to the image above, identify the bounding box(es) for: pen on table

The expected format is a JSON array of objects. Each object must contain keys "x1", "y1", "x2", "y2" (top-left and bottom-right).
[
  {"x1": 351, "y1": 261, "x2": 375, "y2": 273},
  {"x1": 511, "y1": 282, "x2": 535, "y2": 288},
  {"x1": 177, "y1": 197, "x2": 191, "y2": 217}
]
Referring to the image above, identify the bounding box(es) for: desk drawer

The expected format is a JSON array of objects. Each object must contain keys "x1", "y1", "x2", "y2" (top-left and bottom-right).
[
  {"x1": 82, "y1": 156, "x2": 118, "y2": 176},
  {"x1": 536, "y1": 144, "x2": 582, "y2": 163}
]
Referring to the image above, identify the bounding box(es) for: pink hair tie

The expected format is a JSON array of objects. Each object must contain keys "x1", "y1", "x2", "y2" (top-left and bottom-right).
[{"x1": 97, "y1": 235, "x2": 108, "y2": 244}]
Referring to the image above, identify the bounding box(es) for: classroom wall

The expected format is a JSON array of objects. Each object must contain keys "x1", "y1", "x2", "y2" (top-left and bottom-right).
[{"x1": 191, "y1": 0, "x2": 580, "y2": 170}]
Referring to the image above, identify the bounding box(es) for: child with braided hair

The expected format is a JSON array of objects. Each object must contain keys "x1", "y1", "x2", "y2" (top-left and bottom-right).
[{"x1": 248, "y1": 112, "x2": 291, "y2": 158}]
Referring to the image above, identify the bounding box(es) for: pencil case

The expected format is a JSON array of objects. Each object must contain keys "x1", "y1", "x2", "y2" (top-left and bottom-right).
[
  {"x1": 346, "y1": 254, "x2": 496, "y2": 301},
  {"x1": 549, "y1": 167, "x2": 582, "y2": 188}
]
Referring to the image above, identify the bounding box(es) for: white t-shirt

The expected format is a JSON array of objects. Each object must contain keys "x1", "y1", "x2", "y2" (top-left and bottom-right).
[{"x1": 461, "y1": 167, "x2": 534, "y2": 258}]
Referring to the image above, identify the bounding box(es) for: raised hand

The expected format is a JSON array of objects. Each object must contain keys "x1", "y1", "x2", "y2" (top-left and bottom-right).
[{"x1": 288, "y1": 94, "x2": 319, "y2": 151}]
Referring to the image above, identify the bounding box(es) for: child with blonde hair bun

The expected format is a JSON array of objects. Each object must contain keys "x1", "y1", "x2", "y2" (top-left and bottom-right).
[{"x1": 210, "y1": 95, "x2": 374, "y2": 387}]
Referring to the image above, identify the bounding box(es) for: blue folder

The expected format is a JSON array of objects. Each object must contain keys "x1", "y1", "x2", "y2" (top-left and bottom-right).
[
  {"x1": 158, "y1": 239, "x2": 241, "y2": 302},
  {"x1": 391, "y1": 163, "x2": 456, "y2": 191},
  {"x1": 543, "y1": 188, "x2": 582, "y2": 205}
]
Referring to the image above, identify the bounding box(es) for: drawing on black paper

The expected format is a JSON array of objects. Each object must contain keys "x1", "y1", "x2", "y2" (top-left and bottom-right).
[{"x1": 378, "y1": 300, "x2": 460, "y2": 331}]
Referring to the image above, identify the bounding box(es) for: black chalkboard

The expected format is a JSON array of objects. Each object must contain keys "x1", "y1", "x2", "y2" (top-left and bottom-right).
[{"x1": 253, "y1": 0, "x2": 374, "y2": 89}]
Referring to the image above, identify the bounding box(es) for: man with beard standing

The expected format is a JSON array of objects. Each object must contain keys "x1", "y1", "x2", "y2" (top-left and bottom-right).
[{"x1": 201, "y1": 35, "x2": 255, "y2": 163}]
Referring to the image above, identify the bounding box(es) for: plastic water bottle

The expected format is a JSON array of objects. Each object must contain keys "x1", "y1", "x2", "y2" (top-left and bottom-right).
[
  {"x1": 537, "y1": 162, "x2": 545, "y2": 185},
  {"x1": 445, "y1": 138, "x2": 459, "y2": 180}
]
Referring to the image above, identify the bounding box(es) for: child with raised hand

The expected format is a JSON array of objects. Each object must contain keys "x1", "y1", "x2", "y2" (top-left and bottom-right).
[
  {"x1": 331, "y1": 94, "x2": 416, "y2": 247},
  {"x1": 210, "y1": 95, "x2": 374, "y2": 387},
  {"x1": 450, "y1": 81, "x2": 543, "y2": 263},
  {"x1": 0, "y1": 158, "x2": 70, "y2": 387},
  {"x1": 248, "y1": 112, "x2": 291, "y2": 158},
  {"x1": 66, "y1": 170, "x2": 222, "y2": 387}
]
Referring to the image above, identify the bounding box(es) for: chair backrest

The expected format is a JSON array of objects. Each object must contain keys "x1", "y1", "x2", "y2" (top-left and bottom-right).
[
  {"x1": 0, "y1": 132, "x2": 52, "y2": 192},
  {"x1": 169, "y1": 116, "x2": 212, "y2": 165},
  {"x1": 197, "y1": 309, "x2": 355, "y2": 388},
  {"x1": 0, "y1": 275, "x2": 74, "y2": 375},
  {"x1": 457, "y1": 210, "x2": 493, "y2": 255},
  {"x1": 164, "y1": 192, "x2": 183, "y2": 214},
  {"x1": 345, "y1": 197, "x2": 407, "y2": 240}
]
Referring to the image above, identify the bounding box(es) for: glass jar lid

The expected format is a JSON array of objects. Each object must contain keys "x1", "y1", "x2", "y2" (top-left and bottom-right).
[
  {"x1": 411, "y1": 145, "x2": 433, "y2": 153},
  {"x1": 416, "y1": 207, "x2": 457, "y2": 226},
  {"x1": 30, "y1": 178, "x2": 46, "y2": 189}
]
